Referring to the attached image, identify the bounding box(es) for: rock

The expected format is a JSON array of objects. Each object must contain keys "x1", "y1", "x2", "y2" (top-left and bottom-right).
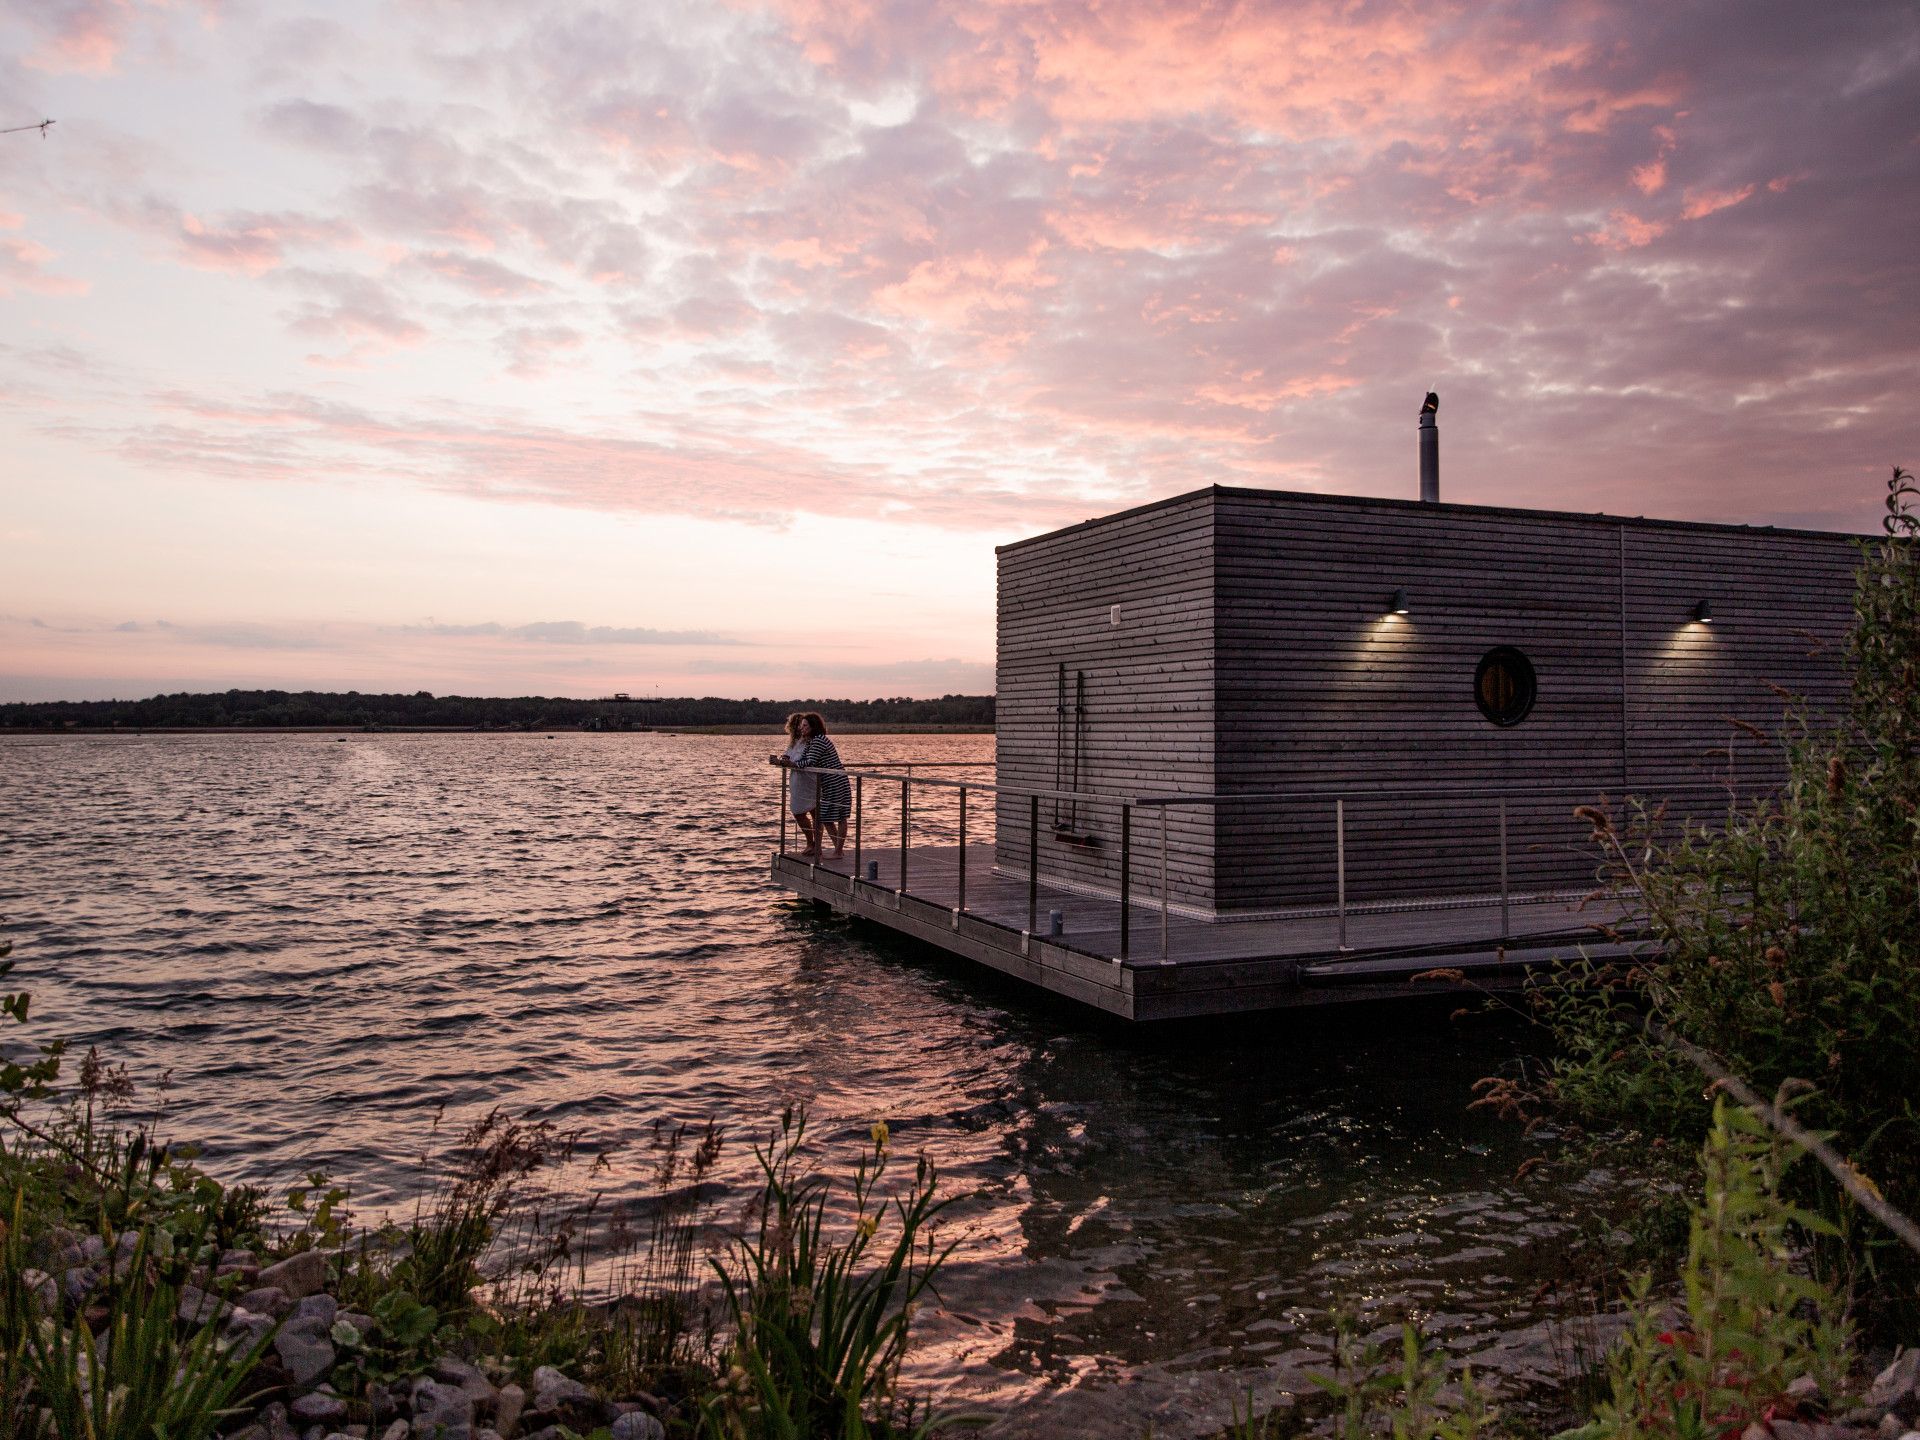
[
  {"x1": 609, "y1": 1413, "x2": 664, "y2": 1440},
  {"x1": 18, "y1": 1269, "x2": 56, "y2": 1315},
  {"x1": 340, "y1": 1309, "x2": 375, "y2": 1334},
  {"x1": 294, "y1": 1294, "x2": 339, "y2": 1329},
  {"x1": 430, "y1": 1355, "x2": 496, "y2": 1410},
  {"x1": 304, "y1": 1426, "x2": 325, "y2": 1440},
  {"x1": 519, "y1": 1428, "x2": 564, "y2": 1440},
  {"x1": 59, "y1": 1265, "x2": 101, "y2": 1305},
  {"x1": 409, "y1": 1378, "x2": 475, "y2": 1440},
  {"x1": 292, "y1": 1393, "x2": 349, "y2": 1426},
  {"x1": 529, "y1": 1366, "x2": 593, "y2": 1415},
  {"x1": 1872, "y1": 1350, "x2": 1920, "y2": 1418},
  {"x1": 1882, "y1": 1418, "x2": 1908, "y2": 1440},
  {"x1": 242, "y1": 1285, "x2": 294, "y2": 1318},
  {"x1": 476, "y1": 1432, "x2": 502, "y2": 1440},
  {"x1": 178, "y1": 1284, "x2": 234, "y2": 1327},
  {"x1": 1787, "y1": 1375, "x2": 1825, "y2": 1404},
  {"x1": 258, "y1": 1251, "x2": 330, "y2": 1301},
  {"x1": 222, "y1": 1247, "x2": 259, "y2": 1269},
  {"x1": 259, "y1": 1402, "x2": 301, "y2": 1440},
  {"x1": 230, "y1": 1425, "x2": 268, "y2": 1440},
  {"x1": 492, "y1": 1385, "x2": 524, "y2": 1440},
  {"x1": 113, "y1": 1231, "x2": 141, "y2": 1259},
  {"x1": 77, "y1": 1234, "x2": 107, "y2": 1264},
  {"x1": 378, "y1": 1422, "x2": 408, "y2": 1440},
  {"x1": 223, "y1": 1307, "x2": 275, "y2": 1350},
  {"x1": 274, "y1": 1331, "x2": 336, "y2": 1387},
  {"x1": 1739, "y1": 1425, "x2": 1769, "y2": 1440}
]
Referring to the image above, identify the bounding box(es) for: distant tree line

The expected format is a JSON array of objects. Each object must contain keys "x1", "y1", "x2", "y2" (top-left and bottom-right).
[{"x1": 0, "y1": 689, "x2": 995, "y2": 731}]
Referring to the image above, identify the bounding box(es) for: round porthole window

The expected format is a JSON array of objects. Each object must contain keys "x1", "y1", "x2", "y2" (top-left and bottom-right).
[{"x1": 1475, "y1": 646, "x2": 1537, "y2": 727}]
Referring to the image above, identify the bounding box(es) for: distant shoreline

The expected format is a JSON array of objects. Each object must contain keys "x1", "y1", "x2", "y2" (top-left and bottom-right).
[{"x1": 3, "y1": 724, "x2": 995, "y2": 736}]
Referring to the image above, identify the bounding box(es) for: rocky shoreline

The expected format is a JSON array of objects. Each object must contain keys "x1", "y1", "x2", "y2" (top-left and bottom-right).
[{"x1": 27, "y1": 1230, "x2": 674, "y2": 1440}]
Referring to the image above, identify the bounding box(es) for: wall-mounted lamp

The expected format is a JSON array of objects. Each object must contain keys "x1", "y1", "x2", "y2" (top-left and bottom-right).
[
  {"x1": 1109, "y1": 604, "x2": 1122, "y2": 627},
  {"x1": 1388, "y1": 588, "x2": 1410, "y2": 615},
  {"x1": 1693, "y1": 599, "x2": 1713, "y2": 624}
]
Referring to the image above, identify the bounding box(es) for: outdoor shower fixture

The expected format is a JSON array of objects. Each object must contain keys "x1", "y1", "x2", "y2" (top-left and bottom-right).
[
  {"x1": 1388, "y1": 588, "x2": 1411, "y2": 615},
  {"x1": 1418, "y1": 391, "x2": 1440, "y2": 502},
  {"x1": 1694, "y1": 599, "x2": 1714, "y2": 624}
]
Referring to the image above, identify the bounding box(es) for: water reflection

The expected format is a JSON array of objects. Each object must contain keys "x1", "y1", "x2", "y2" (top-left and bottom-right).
[{"x1": 0, "y1": 734, "x2": 1613, "y2": 1437}]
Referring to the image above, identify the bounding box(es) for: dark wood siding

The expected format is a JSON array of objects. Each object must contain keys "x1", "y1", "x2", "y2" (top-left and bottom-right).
[
  {"x1": 1210, "y1": 492, "x2": 1860, "y2": 908},
  {"x1": 994, "y1": 493, "x2": 1216, "y2": 907}
]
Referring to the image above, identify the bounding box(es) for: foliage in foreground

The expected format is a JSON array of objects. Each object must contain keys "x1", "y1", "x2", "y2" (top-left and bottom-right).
[
  {"x1": 1537, "y1": 466, "x2": 1920, "y2": 1320},
  {"x1": 1229, "y1": 1097, "x2": 1854, "y2": 1440},
  {"x1": 0, "y1": 943, "x2": 957, "y2": 1439}
]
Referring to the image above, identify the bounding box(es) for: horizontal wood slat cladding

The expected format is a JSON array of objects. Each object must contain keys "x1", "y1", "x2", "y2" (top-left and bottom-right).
[
  {"x1": 1209, "y1": 492, "x2": 1861, "y2": 908},
  {"x1": 994, "y1": 493, "x2": 1218, "y2": 906},
  {"x1": 994, "y1": 486, "x2": 1862, "y2": 917}
]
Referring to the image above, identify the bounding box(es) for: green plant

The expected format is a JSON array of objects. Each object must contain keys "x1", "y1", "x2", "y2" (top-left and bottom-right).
[
  {"x1": 1557, "y1": 1097, "x2": 1851, "y2": 1440},
  {"x1": 1300, "y1": 1315, "x2": 1497, "y2": 1440},
  {"x1": 0, "y1": 1195, "x2": 277, "y2": 1440},
  {"x1": 702, "y1": 1112, "x2": 959, "y2": 1440},
  {"x1": 1544, "y1": 466, "x2": 1920, "y2": 1324}
]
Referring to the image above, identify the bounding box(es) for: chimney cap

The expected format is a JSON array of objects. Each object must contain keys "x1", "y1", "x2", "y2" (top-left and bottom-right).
[{"x1": 1420, "y1": 390, "x2": 1439, "y2": 419}]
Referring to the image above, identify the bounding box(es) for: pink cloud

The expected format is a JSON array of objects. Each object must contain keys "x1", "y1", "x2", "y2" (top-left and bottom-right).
[
  {"x1": 1681, "y1": 184, "x2": 1755, "y2": 220},
  {"x1": 21, "y1": 0, "x2": 133, "y2": 74}
]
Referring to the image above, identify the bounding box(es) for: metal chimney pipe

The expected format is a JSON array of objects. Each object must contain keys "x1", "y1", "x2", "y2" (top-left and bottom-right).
[{"x1": 1418, "y1": 391, "x2": 1439, "y2": 502}]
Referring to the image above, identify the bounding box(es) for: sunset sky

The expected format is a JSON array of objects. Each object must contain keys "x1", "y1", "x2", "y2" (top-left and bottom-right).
[{"x1": 2, "y1": 0, "x2": 1916, "y2": 702}]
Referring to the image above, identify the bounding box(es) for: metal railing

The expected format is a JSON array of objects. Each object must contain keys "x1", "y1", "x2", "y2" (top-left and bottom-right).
[{"x1": 773, "y1": 762, "x2": 1736, "y2": 966}]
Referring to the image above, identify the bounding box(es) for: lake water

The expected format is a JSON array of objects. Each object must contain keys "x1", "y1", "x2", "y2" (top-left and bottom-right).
[{"x1": 0, "y1": 732, "x2": 1618, "y2": 1436}]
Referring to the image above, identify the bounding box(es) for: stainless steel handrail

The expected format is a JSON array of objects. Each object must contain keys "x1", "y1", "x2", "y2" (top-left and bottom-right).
[{"x1": 774, "y1": 762, "x2": 1725, "y2": 967}]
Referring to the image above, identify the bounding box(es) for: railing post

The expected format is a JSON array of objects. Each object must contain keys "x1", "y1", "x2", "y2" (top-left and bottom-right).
[
  {"x1": 899, "y1": 776, "x2": 910, "y2": 895},
  {"x1": 1119, "y1": 802, "x2": 1132, "y2": 962},
  {"x1": 1335, "y1": 797, "x2": 1350, "y2": 951},
  {"x1": 1160, "y1": 806, "x2": 1171, "y2": 963},
  {"x1": 778, "y1": 769, "x2": 787, "y2": 855},
  {"x1": 852, "y1": 774, "x2": 863, "y2": 880},
  {"x1": 1028, "y1": 794, "x2": 1040, "y2": 936},
  {"x1": 1499, "y1": 796, "x2": 1510, "y2": 940},
  {"x1": 956, "y1": 786, "x2": 968, "y2": 914}
]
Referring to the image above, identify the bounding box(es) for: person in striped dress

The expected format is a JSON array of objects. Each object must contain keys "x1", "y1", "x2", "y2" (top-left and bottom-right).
[{"x1": 797, "y1": 712, "x2": 851, "y2": 860}]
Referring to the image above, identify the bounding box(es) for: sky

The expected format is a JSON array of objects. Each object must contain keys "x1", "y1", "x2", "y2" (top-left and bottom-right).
[{"x1": 2, "y1": 0, "x2": 1916, "y2": 703}]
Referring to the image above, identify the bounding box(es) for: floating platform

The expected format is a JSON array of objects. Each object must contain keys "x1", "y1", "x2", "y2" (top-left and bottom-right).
[{"x1": 771, "y1": 844, "x2": 1641, "y2": 1020}]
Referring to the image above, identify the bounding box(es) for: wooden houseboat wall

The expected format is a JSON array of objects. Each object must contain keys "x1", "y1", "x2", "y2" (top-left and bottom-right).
[{"x1": 996, "y1": 487, "x2": 1862, "y2": 918}]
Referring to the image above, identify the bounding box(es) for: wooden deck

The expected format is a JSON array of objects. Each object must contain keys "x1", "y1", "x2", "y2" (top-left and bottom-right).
[{"x1": 771, "y1": 844, "x2": 1643, "y2": 1020}]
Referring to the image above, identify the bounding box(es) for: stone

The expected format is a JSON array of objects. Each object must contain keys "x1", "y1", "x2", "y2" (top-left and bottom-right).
[
  {"x1": 230, "y1": 1425, "x2": 268, "y2": 1440},
  {"x1": 178, "y1": 1284, "x2": 233, "y2": 1327},
  {"x1": 292, "y1": 1393, "x2": 349, "y2": 1426},
  {"x1": 378, "y1": 1422, "x2": 409, "y2": 1440},
  {"x1": 1787, "y1": 1375, "x2": 1825, "y2": 1404},
  {"x1": 18, "y1": 1268, "x2": 56, "y2": 1316},
  {"x1": 77, "y1": 1234, "x2": 107, "y2": 1264},
  {"x1": 492, "y1": 1385, "x2": 524, "y2": 1440},
  {"x1": 242, "y1": 1285, "x2": 294, "y2": 1318},
  {"x1": 304, "y1": 1426, "x2": 325, "y2": 1440},
  {"x1": 1739, "y1": 1425, "x2": 1769, "y2": 1440},
  {"x1": 430, "y1": 1356, "x2": 496, "y2": 1411},
  {"x1": 609, "y1": 1413, "x2": 664, "y2": 1440},
  {"x1": 1882, "y1": 1418, "x2": 1907, "y2": 1440},
  {"x1": 59, "y1": 1265, "x2": 101, "y2": 1305},
  {"x1": 409, "y1": 1378, "x2": 475, "y2": 1440},
  {"x1": 274, "y1": 1331, "x2": 336, "y2": 1387},
  {"x1": 294, "y1": 1294, "x2": 339, "y2": 1329},
  {"x1": 258, "y1": 1251, "x2": 330, "y2": 1301},
  {"x1": 476, "y1": 1432, "x2": 502, "y2": 1440},
  {"x1": 222, "y1": 1248, "x2": 259, "y2": 1269},
  {"x1": 529, "y1": 1366, "x2": 593, "y2": 1415},
  {"x1": 340, "y1": 1309, "x2": 375, "y2": 1334},
  {"x1": 224, "y1": 1307, "x2": 275, "y2": 1351},
  {"x1": 113, "y1": 1231, "x2": 141, "y2": 1259},
  {"x1": 260, "y1": 1402, "x2": 301, "y2": 1440},
  {"x1": 1872, "y1": 1350, "x2": 1920, "y2": 1412}
]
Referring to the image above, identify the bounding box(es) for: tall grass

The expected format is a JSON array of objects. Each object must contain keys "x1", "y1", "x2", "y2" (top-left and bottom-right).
[{"x1": 703, "y1": 1111, "x2": 960, "y2": 1440}]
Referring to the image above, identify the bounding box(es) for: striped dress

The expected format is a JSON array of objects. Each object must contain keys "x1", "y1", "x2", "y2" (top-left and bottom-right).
[{"x1": 800, "y1": 734, "x2": 851, "y2": 823}]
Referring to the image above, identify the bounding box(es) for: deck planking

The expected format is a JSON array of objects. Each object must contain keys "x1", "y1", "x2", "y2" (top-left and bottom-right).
[{"x1": 770, "y1": 842, "x2": 1643, "y2": 1020}]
